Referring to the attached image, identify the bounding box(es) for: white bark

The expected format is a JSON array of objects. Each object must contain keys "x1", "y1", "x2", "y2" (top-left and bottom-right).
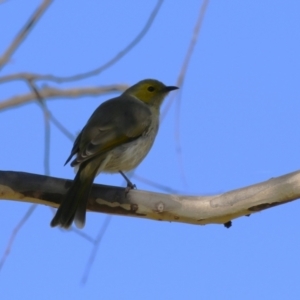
[{"x1": 0, "y1": 170, "x2": 299, "y2": 227}]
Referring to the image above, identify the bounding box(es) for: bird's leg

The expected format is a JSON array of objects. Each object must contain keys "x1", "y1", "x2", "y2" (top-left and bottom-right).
[{"x1": 119, "y1": 170, "x2": 136, "y2": 192}]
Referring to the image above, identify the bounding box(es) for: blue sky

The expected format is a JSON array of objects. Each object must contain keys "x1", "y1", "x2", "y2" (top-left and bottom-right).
[{"x1": 1, "y1": 1, "x2": 300, "y2": 299}]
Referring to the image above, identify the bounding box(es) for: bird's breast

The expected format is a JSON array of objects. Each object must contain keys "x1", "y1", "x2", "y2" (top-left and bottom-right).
[{"x1": 101, "y1": 118, "x2": 159, "y2": 173}]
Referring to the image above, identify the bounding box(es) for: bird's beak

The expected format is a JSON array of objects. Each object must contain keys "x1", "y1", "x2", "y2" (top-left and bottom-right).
[{"x1": 165, "y1": 86, "x2": 179, "y2": 92}]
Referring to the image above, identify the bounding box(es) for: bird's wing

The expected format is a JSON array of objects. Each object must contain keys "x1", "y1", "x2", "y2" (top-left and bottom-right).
[
  {"x1": 64, "y1": 131, "x2": 82, "y2": 165},
  {"x1": 68, "y1": 95, "x2": 153, "y2": 167}
]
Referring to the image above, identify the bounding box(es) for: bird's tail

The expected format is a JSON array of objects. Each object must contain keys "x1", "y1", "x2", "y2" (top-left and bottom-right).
[{"x1": 50, "y1": 158, "x2": 102, "y2": 229}]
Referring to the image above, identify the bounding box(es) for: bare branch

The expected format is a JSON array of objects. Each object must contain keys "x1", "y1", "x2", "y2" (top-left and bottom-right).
[
  {"x1": 0, "y1": 0, "x2": 163, "y2": 83},
  {"x1": 0, "y1": 84, "x2": 128, "y2": 111},
  {"x1": 174, "y1": 0, "x2": 210, "y2": 137},
  {"x1": 161, "y1": 0, "x2": 210, "y2": 185},
  {"x1": 69, "y1": 227, "x2": 95, "y2": 244},
  {"x1": 0, "y1": 205, "x2": 36, "y2": 271},
  {"x1": 27, "y1": 81, "x2": 51, "y2": 175},
  {"x1": 40, "y1": 0, "x2": 163, "y2": 83},
  {"x1": 0, "y1": 72, "x2": 51, "y2": 83},
  {"x1": 49, "y1": 113, "x2": 75, "y2": 141},
  {"x1": 162, "y1": 0, "x2": 210, "y2": 118},
  {"x1": 0, "y1": 0, "x2": 53, "y2": 70},
  {"x1": 1, "y1": 170, "x2": 300, "y2": 226},
  {"x1": 81, "y1": 215, "x2": 112, "y2": 285},
  {"x1": 178, "y1": 0, "x2": 209, "y2": 88}
]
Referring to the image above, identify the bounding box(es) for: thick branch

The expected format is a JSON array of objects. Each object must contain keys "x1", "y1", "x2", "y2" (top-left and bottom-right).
[
  {"x1": 0, "y1": 170, "x2": 299, "y2": 226},
  {"x1": 0, "y1": 84, "x2": 128, "y2": 111}
]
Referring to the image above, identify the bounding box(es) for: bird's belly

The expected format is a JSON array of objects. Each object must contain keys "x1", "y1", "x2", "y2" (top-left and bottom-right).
[{"x1": 101, "y1": 124, "x2": 158, "y2": 173}]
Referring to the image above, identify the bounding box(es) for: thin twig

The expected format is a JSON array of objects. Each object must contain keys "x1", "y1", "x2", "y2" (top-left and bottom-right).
[
  {"x1": 0, "y1": 205, "x2": 37, "y2": 271},
  {"x1": 36, "y1": 0, "x2": 163, "y2": 82},
  {"x1": 162, "y1": 0, "x2": 210, "y2": 185},
  {"x1": 49, "y1": 113, "x2": 75, "y2": 142},
  {"x1": 81, "y1": 216, "x2": 112, "y2": 285},
  {"x1": 28, "y1": 81, "x2": 51, "y2": 175},
  {"x1": 69, "y1": 228, "x2": 96, "y2": 244},
  {"x1": 48, "y1": 207, "x2": 96, "y2": 242},
  {"x1": 43, "y1": 109, "x2": 51, "y2": 175},
  {"x1": 0, "y1": 0, "x2": 53, "y2": 70},
  {"x1": 0, "y1": 84, "x2": 128, "y2": 111},
  {"x1": 76, "y1": 165, "x2": 187, "y2": 283},
  {"x1": 0, "y1": 0, "x2": 163, "y2": 83},
  {"x1": 162, "y1": 0, "x2": 210, "y2": 118}
]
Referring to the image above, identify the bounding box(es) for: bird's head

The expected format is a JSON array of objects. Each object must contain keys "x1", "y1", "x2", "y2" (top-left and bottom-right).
[{"x1": 124, "y1": 79, "x2": 178, "y2": 108}]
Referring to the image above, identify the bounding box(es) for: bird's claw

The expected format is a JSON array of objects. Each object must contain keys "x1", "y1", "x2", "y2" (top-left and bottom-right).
[{"x1": 125, "y1": 182, "x2": 137, "y2": 194}]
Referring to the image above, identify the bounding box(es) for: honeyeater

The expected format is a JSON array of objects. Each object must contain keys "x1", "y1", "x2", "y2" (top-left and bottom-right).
[{"x1": 50, "y1": 79, "x2": 178, "y2": 229}]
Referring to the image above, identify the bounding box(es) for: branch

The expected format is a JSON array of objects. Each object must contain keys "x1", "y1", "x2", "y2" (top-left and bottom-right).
[
  {"x1": 161, "y1": 0, "x2": 210, "y2": 185},
  {"x1": 162, "y1": 0, "x2": 210, "y2": 119},
  {"x1": 0, "y1": 204, "x2": 36, "y2": 271},
  {"x1": 27, "y1": 81, "x2": 52, "y2": 175},
  {"x1": 81, "y1": 215, "x2": 112, "y2": 284},
  {"x1": 0, "y1": 73, "x2": 46, "y2": 83},
  {"x1": 1, "y1": 170, "x2": 299, "y2": 226},
  {"x1": 0, "y1": 0, "x2": 163, "y2": 83},
  {"x1": 35, "y1": 0, "x2": 164, "y2": 83},
  {"x1": 0, "y1": 84, "x2": 128, "y2": 111},
  {"x1": 0, "y1": 0, "x2": 53, "y2": 70}
]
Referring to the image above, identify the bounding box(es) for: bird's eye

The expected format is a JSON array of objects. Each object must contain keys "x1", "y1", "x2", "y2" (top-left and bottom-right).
[{"x1": 147, "y1": 86, "x2": 155, "y2": 92}]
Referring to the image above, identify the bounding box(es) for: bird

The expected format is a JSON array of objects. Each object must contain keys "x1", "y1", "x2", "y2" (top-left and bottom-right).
[{"x1": 50, "y1": 79, "x2": 178, "y2": 229}]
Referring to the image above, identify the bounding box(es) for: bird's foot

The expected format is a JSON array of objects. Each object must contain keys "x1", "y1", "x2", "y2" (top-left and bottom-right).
[
  {"x1": 119, "y1": 170, "x2": 137, "y2": 193},
  {"x1": 125, "y1": 182, "x2": 136, "y2": 194}
]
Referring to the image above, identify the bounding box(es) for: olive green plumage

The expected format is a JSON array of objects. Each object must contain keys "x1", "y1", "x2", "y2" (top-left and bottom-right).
[{"x1": 50, "y1": 79, "x2": 178, "y2": 229}]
